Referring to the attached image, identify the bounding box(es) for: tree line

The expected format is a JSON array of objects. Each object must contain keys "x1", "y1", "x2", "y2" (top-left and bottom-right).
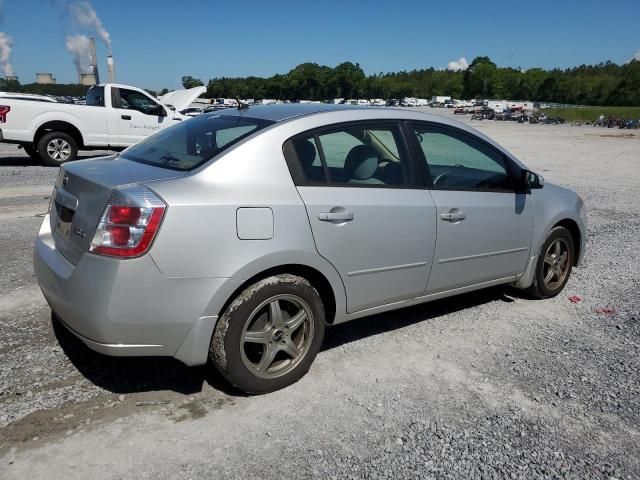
[
  {"x1": 1, "y1": 56, "x2": 638, "y2": 106},
  {"x1": 195, "y1": 57, "x2": 640, "y2": 106}
]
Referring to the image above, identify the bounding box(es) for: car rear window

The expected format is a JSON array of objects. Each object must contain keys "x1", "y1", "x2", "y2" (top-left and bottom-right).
[
  {"x1": 122, "y1": 115, "x2": 274, "y2": 171},
  {"x1": 86, "y1": 86, "x2": 105, "y2": 107}
]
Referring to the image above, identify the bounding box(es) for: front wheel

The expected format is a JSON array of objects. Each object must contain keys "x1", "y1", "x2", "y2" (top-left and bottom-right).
[
  {"x1": 37, "y1": 131, "x2": 78, "y2": 166},
  {"x1": 528, "y1": 226, "x2": 574, "y2": 299},
  {"x1": 210, "y1": 274, "x2": 326, "y2": 394}
]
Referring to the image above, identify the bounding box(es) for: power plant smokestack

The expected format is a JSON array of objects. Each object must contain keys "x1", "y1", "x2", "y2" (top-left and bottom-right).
[
  {"x1": 88, "y1": 36, "x2": 99, "y2": 84},
  {"x1": 107, "y1": 55, "x2": 115, "y2": 82}
]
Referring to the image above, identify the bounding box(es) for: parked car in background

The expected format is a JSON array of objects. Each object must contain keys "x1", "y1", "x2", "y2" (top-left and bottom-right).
[
  {"x1": 0, "y1": 83, "x2": 205, "y2": 165},
  {"x1": 34, "y1": 104, "x2": 586, "y2": 394},
  {"x1": 179, "y1": 107, "x2": 204, "y2": 117},
  {"x1": 203, "y1": 104, "x2": 227, "y2": 113}
]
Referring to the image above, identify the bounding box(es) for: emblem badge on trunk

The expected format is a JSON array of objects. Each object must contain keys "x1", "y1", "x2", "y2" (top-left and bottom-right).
[{"x1": 62, "y1": 175, "x2": 70, "y2": 186}]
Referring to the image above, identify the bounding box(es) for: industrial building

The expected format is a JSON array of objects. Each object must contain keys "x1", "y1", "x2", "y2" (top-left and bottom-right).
[
  {"x1": 36, "y1": 73, "x2": 56, "y2": 84},
  {"x1": 79, "y1": 73, "x2": 97, "y2": 86}
]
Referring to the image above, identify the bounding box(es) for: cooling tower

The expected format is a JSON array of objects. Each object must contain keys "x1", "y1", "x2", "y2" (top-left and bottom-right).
[
  {"x1": 107, "y1": 55, "x2": 115, "y2": 83},
  {"x1": 36, "y1": 73, "x2": 56, "y2": 84}
]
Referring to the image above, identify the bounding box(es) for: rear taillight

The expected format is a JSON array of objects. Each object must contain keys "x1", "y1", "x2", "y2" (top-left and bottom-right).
[
  {"x1": 90, "y1": 185, "x2": 166, "y2": 258},
  {"x1": 0, "y1": 105, "x2": 10, "y2": 123}
]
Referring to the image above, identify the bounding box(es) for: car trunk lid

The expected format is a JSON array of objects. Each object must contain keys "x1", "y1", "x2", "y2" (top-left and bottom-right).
[{"x1": 50, "y1": 155, "x2": 184, "y2": 265}]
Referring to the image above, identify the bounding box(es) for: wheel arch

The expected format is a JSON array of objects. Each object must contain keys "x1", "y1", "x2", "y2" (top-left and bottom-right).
[
  {"x1": 34, "y1": 121, "x2": 84, "y2": 149},
  {"x1": 217, "y1": 263, "x2": 340, "y2": 326},
  {"x1": 553, "y1": 218, "x2": 581, "y2": 266}
]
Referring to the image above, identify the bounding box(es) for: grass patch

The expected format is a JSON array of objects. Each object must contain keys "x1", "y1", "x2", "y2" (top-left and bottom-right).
[{"x1": 543, "y1": 106, "x2": 640, "y2": 122}]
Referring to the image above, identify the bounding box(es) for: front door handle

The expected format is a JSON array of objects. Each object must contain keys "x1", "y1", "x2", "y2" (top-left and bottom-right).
[
  {"x1": 440, "y1": 210, "x2": 466, "y2": 222},
  {"x1": 318, "y1": 211, "x2": 354, "y2": 222},
  {"x1": 121, "y1": 115, "x2": 131, "y2": 120}
]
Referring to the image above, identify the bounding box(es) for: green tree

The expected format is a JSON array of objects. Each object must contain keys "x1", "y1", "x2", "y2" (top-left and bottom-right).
[
  {"x1": 334, "y1": 62, "x2": 365, "y2": 99},
  {"x1": 181, "y1": 76, "x2": 204, "y2": 89}
]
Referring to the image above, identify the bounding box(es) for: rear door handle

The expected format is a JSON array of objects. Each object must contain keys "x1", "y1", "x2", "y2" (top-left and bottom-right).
[
  {"x1": 440, "y1": 211, "x2": 466, "y2": 222},
  {"x1": 121, "y1": 115, "x2": 131, "y2": 120},
  {"x1": 318, "y1": 211, "x2": 354, "y2": 222}
]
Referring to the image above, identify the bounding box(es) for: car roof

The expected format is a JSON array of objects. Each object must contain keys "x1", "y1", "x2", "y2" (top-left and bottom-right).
[
  {"x1": 213, "y1": 103, "x2": 527, "y2": 170},
  {"x1": 218, "y1": 103, "x2": 363, "y2": 122}
]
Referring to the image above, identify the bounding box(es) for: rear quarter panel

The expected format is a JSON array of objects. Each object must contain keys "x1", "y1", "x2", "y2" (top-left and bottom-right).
[
  {"x1": 27, "y1": 105, "x2": 109, "y2": 146},
  {"x1": 146, "y1": 126, "x2": 348, "y2": 320}
]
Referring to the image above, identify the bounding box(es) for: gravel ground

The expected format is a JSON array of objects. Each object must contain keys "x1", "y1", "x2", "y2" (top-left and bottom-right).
[{"x1": 0, "y1": 114, "x2": 639, "y2": 479}]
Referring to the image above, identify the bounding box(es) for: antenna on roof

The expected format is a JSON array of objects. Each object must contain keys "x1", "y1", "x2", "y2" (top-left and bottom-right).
[{"x1": 236, "y1": 97, "x2": 249, "y2": 110}]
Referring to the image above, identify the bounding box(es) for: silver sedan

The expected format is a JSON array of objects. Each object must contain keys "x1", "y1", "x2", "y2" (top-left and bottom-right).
[{"x1": 34, "y1": 104, "x2": 586, "y2": 393}]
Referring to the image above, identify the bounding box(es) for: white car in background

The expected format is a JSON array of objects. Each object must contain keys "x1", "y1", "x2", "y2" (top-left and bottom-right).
[
  {"x1": 179, "y1": 107, "x2": 204, "y2": 117},
  {"x1": 0, "y1": 83, "x2": 205, "y2": 165}
]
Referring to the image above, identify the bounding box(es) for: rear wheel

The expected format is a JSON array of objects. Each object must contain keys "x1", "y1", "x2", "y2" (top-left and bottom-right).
[
  {"x1": 37, "y1": 131, "x2": 78, "y2": 166},
  {"x1": 210, "y1": 274, "x2": 326, "y2": 394},
  {"x1": 528, "y1": 226, "x2": 574, "y2": 298}
]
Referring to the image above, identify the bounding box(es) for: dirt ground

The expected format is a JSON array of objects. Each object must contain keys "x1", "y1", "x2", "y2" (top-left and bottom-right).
[{"x1": 0, "y1": 111, "x2": 639, "y2": 479}]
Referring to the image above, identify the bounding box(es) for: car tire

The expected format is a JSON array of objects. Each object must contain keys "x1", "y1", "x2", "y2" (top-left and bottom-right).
[
  {"x1": 37, "y1": 132, "x2": 78, "y2": 166},
  {"x1": 23, "y1": 145, "x2": 42, "y2": 161},
  {"x1": 210, "y1": 274, "x2": 326, "y2": 394},
  {"x1": 528, "y1": 226, "x2": 574, "y2": 299}
]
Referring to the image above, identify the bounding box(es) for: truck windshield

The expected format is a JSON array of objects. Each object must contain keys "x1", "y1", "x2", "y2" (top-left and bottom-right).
[
  {"x1": 121, "y1": 115, "x2": 274, "y2": 171},
  {"x1": 86, "y1": 86, "x2": 105, "y2": 107}
]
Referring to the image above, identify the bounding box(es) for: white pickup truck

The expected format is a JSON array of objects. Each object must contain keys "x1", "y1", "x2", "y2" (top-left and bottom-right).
[{"x1": 0, "y1": 83, "x2": 206, "y2": 165}]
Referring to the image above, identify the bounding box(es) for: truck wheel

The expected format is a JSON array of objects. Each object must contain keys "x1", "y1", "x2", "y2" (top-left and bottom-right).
[
  {"x1": 210, "y1": 274, "x2": 326, "y2": 394},
  {"x1": 37, "y1": 132, "x2": 78, "y2": 166},
  {"x1": 23, "y1": 145, "x2": 42, "y2": 161}
]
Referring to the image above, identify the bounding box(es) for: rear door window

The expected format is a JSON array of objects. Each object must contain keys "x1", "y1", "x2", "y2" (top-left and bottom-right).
[
  {"x1": 284, "y1": 123, "x2": 413, "y2": 187},
  {"x1": 122, "y1": 115, "x2": 273, "y2": 171}
]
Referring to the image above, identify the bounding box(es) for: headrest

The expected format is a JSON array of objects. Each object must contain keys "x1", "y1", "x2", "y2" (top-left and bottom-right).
[
  {"x1": 293, "y1": 139, "x2": 317, "y2": 167},
  {"x1": 344, "y1": 145, "x2": 379, "y2": 180}
]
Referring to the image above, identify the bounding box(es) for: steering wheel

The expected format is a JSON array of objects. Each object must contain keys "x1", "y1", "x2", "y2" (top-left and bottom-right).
[{"x1": 432, "y1": 171, "x2": 449, "y2": 186}]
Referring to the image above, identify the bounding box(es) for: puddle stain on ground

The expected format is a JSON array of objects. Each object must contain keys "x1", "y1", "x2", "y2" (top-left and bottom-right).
[{"x1": 0, "y1": 393, "x2": 236, "y2": 455}]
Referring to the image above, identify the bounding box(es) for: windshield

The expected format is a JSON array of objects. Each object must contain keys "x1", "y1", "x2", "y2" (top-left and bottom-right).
[{"x1": 121, "y1": 115, "x2": 274, "y2": 171}]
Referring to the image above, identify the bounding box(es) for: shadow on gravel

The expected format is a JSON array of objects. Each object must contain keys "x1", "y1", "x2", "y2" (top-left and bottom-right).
[
  {"x1": 0, "y1": 156, "x2": 42, "y2": 167},
  {"x1": 323, "y1": 286, "x2": 518, "y2": 351},
  {"x1": 51, "y1": 315, "x2": 245, "y2": 397},
  {"x1": 52, "y1": 286, "x2": 520, "y2": 397}
]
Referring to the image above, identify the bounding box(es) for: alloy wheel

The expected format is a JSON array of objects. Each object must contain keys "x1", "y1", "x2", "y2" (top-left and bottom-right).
[
  {"x1": 240, "y1": 294, "x2": 314, "y2": 379},
  {"x1": 46, "y1": 138, "x2": 72, "y2": 162},
  {"x1": 542, "y1": 238, "x2": 570, "y2": 290}
]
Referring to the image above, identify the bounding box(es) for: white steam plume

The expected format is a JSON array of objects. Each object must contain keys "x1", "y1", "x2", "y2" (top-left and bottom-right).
[
  {"x1": 0, "y1": 32, "x2": 14, "y2": 77},
  {"x1": 632, "y1": 49, "x2": 640, "y2": 62},
  {"x1": 0, "y1": 1, "x2": 15, "y2": 78},
  {"x1": 65, "y1": 33, "x2": 92, "y2": 74},
  {"x1": 447, "y1": 57, "x2": 469, "y2": 72},
  {"x1": 68, "y1": 1, "x2": 111, "y2": 53}
]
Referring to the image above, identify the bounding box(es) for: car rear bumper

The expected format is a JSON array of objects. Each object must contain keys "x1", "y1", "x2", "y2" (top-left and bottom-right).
[{"x1": 34, "y1": 215, "x2": 229, "y2": 366}]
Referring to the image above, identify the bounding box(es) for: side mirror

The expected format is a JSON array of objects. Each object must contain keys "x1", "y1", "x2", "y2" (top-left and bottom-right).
[
  {"x1": 520, "y1": 169, "x2": 544, "y2": 190},
  {"x1": 156, "y1": 105, "x2": 167, "y2": 117}
]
